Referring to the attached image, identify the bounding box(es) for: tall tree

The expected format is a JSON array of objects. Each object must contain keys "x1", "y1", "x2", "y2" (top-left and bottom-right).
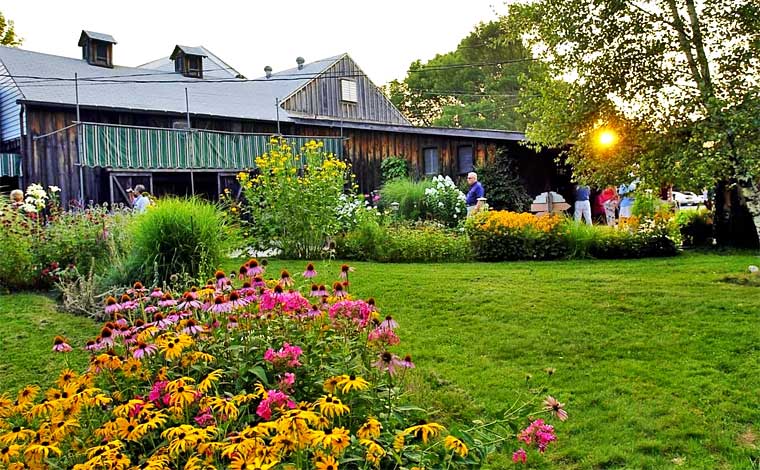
[
  {"x1": 508, "y1": 0, "x2": 760, "y2": 245},
  {"x1": 0, "y1": 12, "x2": 22, "y2": 47},
  {"x1": 386, "y1": 21, "x2": 532, "y2": 131}
]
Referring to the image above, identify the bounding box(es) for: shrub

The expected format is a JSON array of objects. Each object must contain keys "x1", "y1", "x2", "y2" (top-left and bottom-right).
[
  {"x1": 466, "y1": 210, "x2": 567, "y2": 261},
  {"x1": 424, "y1": 175, "x2": 467, "y2": 227},
  {"x1": 236, "y1": 138, "x2": 351, "y2": 259},
  {"x1": 474, "y1": 149, "x2": 531, "y2": 211},
  {"x1": 1, "y1": 267, "x2": 566, "y2": 469},
  {"x1": 377, "y1": 223, "x2": 472, "y2": 262},
  {"x1": 124, "y1": 197, "x2": 239, "y2": 285},
  {"x1": 379, "y1": 178, "x2": 433, "y2": 221},
  {"x1": 676, "y1": 208, "x2": 713, "y2": 247},
  {"x1": 380, "y1": 155, "x2": 409, "y2": 182}
]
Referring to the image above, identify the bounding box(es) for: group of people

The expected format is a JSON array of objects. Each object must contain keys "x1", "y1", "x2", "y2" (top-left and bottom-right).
[
  {"x1": 574, "y1": 181, "x2": 637, "y2": 226},
  {"x1": 127, "y1": 185, "x2": 152, "y2": 213}
]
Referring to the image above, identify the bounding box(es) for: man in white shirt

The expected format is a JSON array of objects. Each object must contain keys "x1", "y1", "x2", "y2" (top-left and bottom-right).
[{"x1": 133, "y1": 184, "x2": 151, "y2": 213}]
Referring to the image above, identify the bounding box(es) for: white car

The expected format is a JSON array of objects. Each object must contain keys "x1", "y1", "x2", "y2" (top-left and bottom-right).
[{"x1": 673, "y1": 191, "x2": 703, "y2": 206}]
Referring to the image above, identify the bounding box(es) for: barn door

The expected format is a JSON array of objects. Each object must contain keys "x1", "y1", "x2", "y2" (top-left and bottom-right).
[
  {"x1": 217, "y1": 172, "x2": 243, "y2": 200},
  {"x1": 109, "y1": 172, "x2": 153, "y2": 208}
]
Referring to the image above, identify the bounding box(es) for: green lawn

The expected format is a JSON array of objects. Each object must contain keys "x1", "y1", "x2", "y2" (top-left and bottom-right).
[{"x1": 2, "y1": 252, "x2": 759, "y2": 469}]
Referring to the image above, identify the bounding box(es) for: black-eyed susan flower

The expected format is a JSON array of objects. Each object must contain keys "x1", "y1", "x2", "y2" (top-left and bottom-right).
[
  {"x1": 229, "y1": 454, "x2": 277, "y2": 470},
  {"x1": 337, "y1": 374, "x2": 369, "y2": 394},
  {"x1": 0, "y1": 444, "x2": 21, "y2": 464},
  {"x1": 323, "y1": 375, "x2": 343, "y2": 394},
  {"x1": 316, "y1": 394, "x2": 349, "y2": 418},
  {"x1": 312, "y1": 426, "x2": 350, "y2": 453},
  {"x1": 357, "y1": 417, "x2": 382, "y2": 440},
  {"x1": 24, "y1": 440, "x2": 62, "y2": 462},
  {"x1": 403, "y1": 421, "x2": 446, "y2": 444},
  {"x1": 315, "y1": 454, "x2": 339, "y2": 470},
  {"x1": 115, "y1": 416, "x2": 147, "y2": 441},
  {"x1": 359, "y1": 438, "x2": 386, "y2": 465},
  {"x1": 444, "y1": 435, "x2": 469, "y2": 457},
  {"x1": 16, "y1": 385, "x2": 39, "y2": 406},
  {"x1": 0, "y1": 426, "x2": 36, "y2": 445}
]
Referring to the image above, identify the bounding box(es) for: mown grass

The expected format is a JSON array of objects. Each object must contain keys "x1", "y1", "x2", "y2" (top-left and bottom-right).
[{"x1": 1, "y1": 252, "x2": 758, "y2": 469}]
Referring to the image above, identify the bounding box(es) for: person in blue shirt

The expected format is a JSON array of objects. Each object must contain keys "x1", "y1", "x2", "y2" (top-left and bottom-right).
[
  {"x1": 465, "y1": 172, "x2": 485, "y2": 216},
  {"x1": 573, "y1": 183, "x2": 592, "y2": 225},
  {"x1": 618, "y1": 180, "x2": 637, "y2": 218}
]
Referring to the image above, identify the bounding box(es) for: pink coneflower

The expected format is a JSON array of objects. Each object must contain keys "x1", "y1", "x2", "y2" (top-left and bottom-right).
[
  {"x1": 228, "y1": 291, "x2": 248, "y2": 309},
  {"x1": 373, "y1": 351, "x2": 404, "y2": 376},
  {"x1": 332, "y1": 282, "x2": 346, "y2": 299},
  {"x1": 52, "y1": 335, "x2": 72, "y2": 353},
  {"x1": 226, "y1": 315, "x2": 239, "y2": 329},
  {"x1": 176, "y1": 292, "x2": 202, "y2": 310},
  {"x1": 209, "y1": 295, "x2": 231, "y2": 313},
  {"x1": 303, "y1": 304, "x2": 322, "y2": 318},
  {"x1": 150, "y1": 287, "x2": 164, "y2": 298},
  {"x1": 214, "y1": 270, "x2": 228, "y2": 289},
  {"x1": 280, "y1": 270, "x2": 294, "y2": 287},
  {"x1": 252, "y1": 275, "x2": 266, "y2": 288},
  {"x1": 158, "y1": 293, "x2": 176, "y2": 308},
  {"x1": 98, "y1": 326, "x2": 114, "y2": 348},
  {"x1": 85, "y1": 339, "x2": 99, "y2": 351},
  {"x1": 128, "y1": 281, "x2": 148, "y2": 296},
  {"x1": 339, "y1": 263, "x2": 354, "y2": 280},
  {"x1": 188, "y1": 286, "x2": 200, "y2": 299},
  {"x1": 272, "y1": 284, "x2": 285, "y2": 300},
  {"x1": 309, "y1": 283, "x2": 320, "y2": 297},
  {"x1": 512, "y1": 448, "x2": 527, "y2": 464},
  {"x1": 317, "y1": 284, "x2": 328, "y2": 296},
  {"x1": 367, "y1": 297, "x2": 377, "y2": 311},
  {"x1": 380, "y1": 315, "x2": 398, "y2": 330},
  {"x1": 246, "y1": 259, "x2": 263, "y2": 276},
  {"x1": 144, "y1": 305, "x2": 158, "y2": 315},
  {"x1": 238, "y1": 265, "x2": 248, "y2": 280},
  {"x1": 182, "y1": 318, "x2": 204, "y2": 335},
  {"x1": 543, "y1": 396, "x2": 568, "y2": 422},
  {"x1": 104, "y1": 296, "x2": 121, "y2": 315},
  {"x1": 400, "y1": 354, "x2": 415, "y2": 369},
  {"x1": 303, "y1": 263, "x2": 317, "y2": 279},
  {"x1": 132, "y1": 341, "x2": 158, "y2": 359},
  {"x1": 368, "y1": 327, "x2": 400, "y2": 346}
]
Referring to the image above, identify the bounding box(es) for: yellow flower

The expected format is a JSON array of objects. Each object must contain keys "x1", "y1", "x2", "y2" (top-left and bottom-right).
[
  {"x1": 16, "y1": 385, "x2": 39, "y2": 407},
  {"x1": 229, "y1": 454, "x2": 277, "y2": 470},
  {"x1": 311, "y1": 427, "x2": 351, "y2": 453},
  {"x1": 323, "y1": 375, "x2": 343, "y2": 394},
  {"x1": 444, "y1": 435, "x2": 469, "y2": 457},
  {"x1": 314, "y1": 453, "x2": 339, "y2": 470},
  {"x1": 198, "y1": 369, "x2": 224, "y2": 394},
  {"x1": 0, "y1": 427, "x2": 36, "y2": 445},
  {"x1": 0, "y1": 444, "x2": 21, "y2": 464},
  {"x1": 393, "y1": 432, "x2": 405, "y2": 451},
  {"x1": 24, "y1": 440, "x2": 62, "y2": 462},
  {"x1": 403, "y1": 422, "x2": 446, "y2": 444},
  {"x1": 360, "y1": 438, "x2": 386, "y2": 465},
  {"x1": 316, "y1": 394, "x2": 350, "y2": 418},
  {"x1": 337, "y1": 374, "x2": 369, "y2": 394},
  {"x1": 357, "y1": 417, "x2": 382, "y2": 440}
]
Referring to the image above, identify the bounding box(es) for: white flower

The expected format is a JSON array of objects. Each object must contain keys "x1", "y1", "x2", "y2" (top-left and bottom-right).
[
  {"x1": 749, "y1": 265, "x2": 759, "y2": 273},
  {"x1": 702, "y1": 141, "x2": 716, "y2": 149},
  {"x1": 21, "y1": 203, "x2": 37, "y2": 213},
  {"x1": 48, "y1": 185, "x2": 61, "y2": 193}
]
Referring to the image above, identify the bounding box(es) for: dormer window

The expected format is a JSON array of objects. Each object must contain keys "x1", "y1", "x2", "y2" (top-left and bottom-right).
[
  {"x1": 78, "y1": 30, "x2": 116, "y2": 68},
  {"x1": 341, "y1": 79, "x2": 358, "y2": 103},
  {"x1": 170, "y1": 45, "x2": 207, "y2": 79}
]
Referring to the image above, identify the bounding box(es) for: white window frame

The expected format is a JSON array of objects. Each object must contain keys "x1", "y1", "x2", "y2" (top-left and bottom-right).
[{"x1": 341, "y1": 79, "x2": 358, "y2": 103}]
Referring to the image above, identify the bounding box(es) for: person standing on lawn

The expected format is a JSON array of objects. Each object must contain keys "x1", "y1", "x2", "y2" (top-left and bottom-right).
[
  {"x1": 599, "y1": 186, "x2": 619, "y2": 226},
  {"x1": 465, "y1": 171, "x2": 485, "y2": 216},
  {"x1": 574, "y1": 183, "x2": 592, "y2": 225}
]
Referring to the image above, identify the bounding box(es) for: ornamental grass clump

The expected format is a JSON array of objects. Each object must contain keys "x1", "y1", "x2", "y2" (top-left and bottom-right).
[
  {"x1": 124, "y1": 197, "x2": 239, "y2": 285},
  {"x1": 0, "y1": 264, "x2": 566, "y2": 469}
]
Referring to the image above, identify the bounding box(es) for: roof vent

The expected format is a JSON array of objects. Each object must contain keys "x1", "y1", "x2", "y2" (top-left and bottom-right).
[
  {"x1": 170, "y1": 45, "x2": 207, "y2": 79},
  {"x1": 78, "y1": 30, "x2": 116, "y2": 68},
  {"x1": 296, "y1": 57, "x2": 305, "y2": 70},
  {"x1": 264, "y1": 66, "x2": 272, "y2": 79}
]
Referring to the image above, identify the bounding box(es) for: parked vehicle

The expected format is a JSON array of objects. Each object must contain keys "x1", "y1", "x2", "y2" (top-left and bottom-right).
[{"x1": 673, "y1": 191, "x2": 703, "y2": 206}]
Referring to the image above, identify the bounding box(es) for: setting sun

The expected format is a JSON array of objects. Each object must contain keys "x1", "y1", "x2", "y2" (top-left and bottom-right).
[{"x1": 597, "y1": 129, "x2": 618, "y2": 148}]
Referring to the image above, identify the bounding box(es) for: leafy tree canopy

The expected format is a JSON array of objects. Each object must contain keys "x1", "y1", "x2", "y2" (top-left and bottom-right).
[
  {"x1": 506, "y1": 0, "x2": 759, "y2": 192},
  {"x1": 0, "y1": 12, "x2": 22, "y2": 47},
  {"x1": 386, "y1": 21, "x2": 532, "y2": 131}
]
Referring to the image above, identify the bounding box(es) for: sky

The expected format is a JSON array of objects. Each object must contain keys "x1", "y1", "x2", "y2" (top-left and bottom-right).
[{"x1": 3, "y1": 0, "x2": 509, "y2": 85}]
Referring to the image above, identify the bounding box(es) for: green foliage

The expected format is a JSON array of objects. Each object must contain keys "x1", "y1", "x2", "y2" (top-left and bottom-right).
[
  {"x1": 0, "y1": 226, "x2": 36, "y2": 289},
  {"x1": 385, "y1": 21, "x2": 532, "y2": 131},
  {"x1": 631, "y1": 191, "x2": 669, "y2": 219},
  {"x1": 676, "y1": 208, "x2": 714, "y2": 247},
  {"x1": 380, "y1": 156, "x2": 409, "y2": 182},
  {"x1": 124, "y1": 197, "x2": 239, "y2": 285},
  {"x1": 0, "y1": 11, "x2": 22, "y2": 47},
  {"x1": 474, "y1": 149, "x2": 532, "y2": 211},
  {"x1": 236, "y1": 138, "x2": 351, "y2": 259},
  {"x1": 335, "y1": 209, "x2": 472, "y2": 262},
  {"x1": 379, "y1": 178, "x2": 433, "y2": 221}
]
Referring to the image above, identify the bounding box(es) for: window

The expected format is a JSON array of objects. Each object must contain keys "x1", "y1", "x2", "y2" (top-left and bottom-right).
[
  {"x1": 423, "y1": 147, "x2": 439, "y2": 175},
  {"x1": 94, "y1": 43, "x2": 109, "y2": 62},
  {"x1": 185, "y1": 56, "x2": 203, "y2": 78},
  {"x1": 341, "y1": 79, "x2": 358, "y2": 103},
  {"x1": 457, "y1": 145, "x2": 473, "y2": 174}
]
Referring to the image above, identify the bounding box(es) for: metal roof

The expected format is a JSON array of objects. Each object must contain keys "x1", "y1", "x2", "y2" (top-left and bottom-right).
[
  {"x1": 78, "y1": 31, "x2": 116, "y2": 46},
  {"x1": 293, "y1": 118, "x2": 526, "y2": 141},
  {"x1": 0, "y1": 45, "x2": 341, "y2": 123},
  {"x1": 170, "y1": 45, "x2": 208, "y2": 60},
  {"x1": 138, "y1": 46, "x2": 243, "y2": 79}
]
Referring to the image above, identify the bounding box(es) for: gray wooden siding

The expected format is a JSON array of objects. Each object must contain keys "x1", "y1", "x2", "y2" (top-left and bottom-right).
[
  {"x1": 282, "y1": 55, "x2": 410, "y2": 125},
  {"x1": 0, "y1": 60, "x2": 22, "y2": 142}
]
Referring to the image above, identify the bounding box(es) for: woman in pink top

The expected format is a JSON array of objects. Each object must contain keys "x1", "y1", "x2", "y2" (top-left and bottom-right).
[{"x1": 598, "y1": 187, "x2": 618, "y2": 226}]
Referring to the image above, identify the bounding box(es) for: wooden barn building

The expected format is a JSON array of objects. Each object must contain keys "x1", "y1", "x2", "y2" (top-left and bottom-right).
[{"x1": 0, "y1": 31, "x2": 567, "y2": 206}]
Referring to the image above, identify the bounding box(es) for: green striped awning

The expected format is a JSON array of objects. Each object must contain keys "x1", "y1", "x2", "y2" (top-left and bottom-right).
[
  {"x1": 79, "y1": 123, "x2": 344, "y2": 170},
  {"x1": 0, "y1": 153, "x2": 21, "y2": 177}
]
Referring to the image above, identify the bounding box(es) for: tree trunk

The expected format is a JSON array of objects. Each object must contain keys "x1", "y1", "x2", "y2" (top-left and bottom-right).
[{"x1": 714, "y1": 180, "x2": 760, "y2": 248}]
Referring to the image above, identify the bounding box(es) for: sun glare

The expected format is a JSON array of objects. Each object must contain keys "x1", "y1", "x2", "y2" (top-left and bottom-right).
[{"x1": 597, "y1": 129, "x2": 618, "y2": 148}]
